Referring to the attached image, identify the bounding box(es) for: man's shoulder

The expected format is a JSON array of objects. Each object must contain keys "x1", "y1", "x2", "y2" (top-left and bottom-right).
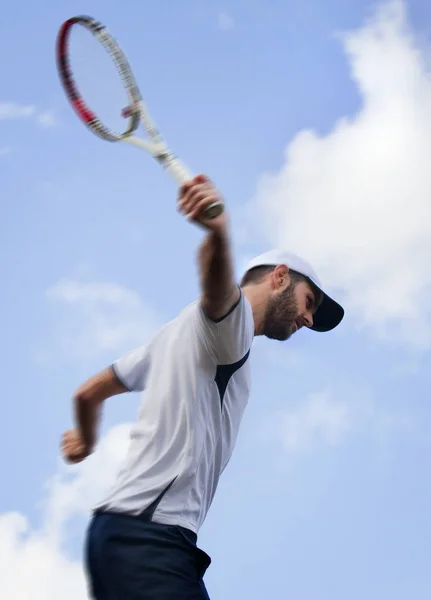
[{"x1": 153, "y1": 292, "x2": 254, "y2": 348}]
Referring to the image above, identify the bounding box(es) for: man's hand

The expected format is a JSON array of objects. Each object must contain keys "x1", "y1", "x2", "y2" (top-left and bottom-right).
[
  {"x1": 177, "y1": 174, "x2": 226, "y2": 230},
  {"x1": 61, "y1": 428, "x2": 92, "y2": 464}
]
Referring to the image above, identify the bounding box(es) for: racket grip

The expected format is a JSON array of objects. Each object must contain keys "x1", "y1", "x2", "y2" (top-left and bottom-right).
[{"x1": 163, "y1": 156, "x2": 225, "y2": 220}]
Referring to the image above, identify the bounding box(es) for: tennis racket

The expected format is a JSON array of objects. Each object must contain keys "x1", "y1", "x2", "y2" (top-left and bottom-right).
[{"x1": 55, "y1": 15, "x2": 223, "y2": 220}]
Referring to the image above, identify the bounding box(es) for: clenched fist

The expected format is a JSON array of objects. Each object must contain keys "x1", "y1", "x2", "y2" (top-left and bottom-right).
[
  {"x1": 177, "y1": 174, "x2": 226, "y2": 230},
  {"x1": 61, "y1": 428, "x2": 92, "y2": 464}
]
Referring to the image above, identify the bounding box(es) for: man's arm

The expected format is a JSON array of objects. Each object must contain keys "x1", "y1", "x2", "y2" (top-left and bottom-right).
[
  {"x1": 73, "y1": 366, "x2": 128, "y2": 452},
  {"x1": 199, "y1": 228, "x2": 239, "y2": 321},
  {"x1": 178, "y1": 174, "x2": 239, "y2": 321},
  {"x1": 63, "y1": 345, "x2": 149, "y2": 464}
]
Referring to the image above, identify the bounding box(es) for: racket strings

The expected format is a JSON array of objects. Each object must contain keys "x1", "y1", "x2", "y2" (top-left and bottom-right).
[{"x1": 59, "y1": 19, "x2": 139, "y2": 140}]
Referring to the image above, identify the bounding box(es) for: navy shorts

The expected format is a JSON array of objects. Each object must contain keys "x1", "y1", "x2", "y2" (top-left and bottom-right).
[{"x1": 85, "y1": 510, "x2": 211, "y2": 599}]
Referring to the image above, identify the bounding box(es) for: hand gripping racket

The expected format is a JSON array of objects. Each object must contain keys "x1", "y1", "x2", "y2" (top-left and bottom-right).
[{"x1": 55, "y1": 15, "x2": 224, "y2": 220}]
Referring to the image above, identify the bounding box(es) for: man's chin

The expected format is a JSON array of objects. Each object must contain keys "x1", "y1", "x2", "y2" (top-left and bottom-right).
[{"x1": 265, "y1": 326, "x2": 297, "y2": 342}]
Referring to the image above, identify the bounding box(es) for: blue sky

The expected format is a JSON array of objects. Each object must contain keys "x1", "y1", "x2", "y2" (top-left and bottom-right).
[{"x1": 1, "y1": 0, "x2": 431, "y2": 598}]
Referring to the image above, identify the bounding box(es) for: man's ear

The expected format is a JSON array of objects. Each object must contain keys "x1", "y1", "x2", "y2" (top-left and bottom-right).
[{"x1": 272, "y1": 264, "x2": 289, "y2": 291}]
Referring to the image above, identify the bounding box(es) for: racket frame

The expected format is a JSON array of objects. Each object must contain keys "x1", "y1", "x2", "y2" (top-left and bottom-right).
[{"x1": 56, "y1": 15, "x2": 224, "y2": 219}]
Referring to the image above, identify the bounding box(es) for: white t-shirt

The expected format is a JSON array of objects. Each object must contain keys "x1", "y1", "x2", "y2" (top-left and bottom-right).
[{"x1": 95, "y1": 291, "x2": 254, "y2": 533}]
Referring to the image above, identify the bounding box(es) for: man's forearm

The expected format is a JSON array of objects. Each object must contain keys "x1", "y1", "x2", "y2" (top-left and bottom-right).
[
  {"x1": 72, "y1": 367, "x2": 128, "y2": 451},
  {"x1": 74, "y1": 395, "x2": 102, "y2": 451},
  {"x1": 199, "y1": 228, "x2": 238, "y2": 319}
]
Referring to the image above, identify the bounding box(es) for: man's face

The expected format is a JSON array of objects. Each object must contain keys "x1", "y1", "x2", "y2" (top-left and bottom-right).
[{"x1": 263, "y1": 274, "x2": 318, "y2": 341}]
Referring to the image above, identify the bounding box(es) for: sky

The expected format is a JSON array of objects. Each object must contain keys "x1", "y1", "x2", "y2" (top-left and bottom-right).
[{"x1": 1, "y1": 0, "x2": 431, "y2": 598}]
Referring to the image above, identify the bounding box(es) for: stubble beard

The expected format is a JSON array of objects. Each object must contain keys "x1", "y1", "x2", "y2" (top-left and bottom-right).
[{"x1": 263, "y1": 282, "x2": 299, "y2": 341}]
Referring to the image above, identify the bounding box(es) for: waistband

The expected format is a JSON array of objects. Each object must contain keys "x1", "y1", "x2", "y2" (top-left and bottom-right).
[{"x1": 93, "y1": 508, "x2": 198, "y2": 544}]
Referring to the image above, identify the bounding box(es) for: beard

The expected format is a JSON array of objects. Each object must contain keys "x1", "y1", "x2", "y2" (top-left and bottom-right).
[{"x1": 263, "y1": 281, "x2": 299, "y2": 341}]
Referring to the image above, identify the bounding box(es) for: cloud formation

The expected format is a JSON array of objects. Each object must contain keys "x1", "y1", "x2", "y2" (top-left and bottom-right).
[
  {"x1": 261, "y1": 391, "x2": 353, "y2": 454},
  {"x1": 251, "y1": 0, "x2": 431, "y2": 348},
  {"x1": 217, "y1": 11, "x2": 235, "y2": 31},
  {"x1": 0, "y1": 102, "x2": 57, "y2": 126},
  {"x1": 37, "y1": 110, "x2": 57, "y2": 127},
  {"x1": 0, "y1": 425, "x2": 131, "y2": 600},
  {"x1": 262, "y1": 389, "x2": 413, "y2": 456},
  {"x1": 0, "y1": 102, "x2": 35, "y2": 120},
  {"x1": 45, "y1": 279, "x2": 159, "y2": 361}
]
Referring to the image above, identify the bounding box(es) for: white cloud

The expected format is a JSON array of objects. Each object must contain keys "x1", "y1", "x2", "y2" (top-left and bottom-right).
[
  {"x1": 262, "y1": 388, "x2": 414, "y2": 456},
  {"x1": 0, "y1": 102, "x2": 35, "y2": 120},
  {"x1": 37, "y1": 110, "x2": 57, "y2": 127},
  {"x1": 0, "y1": 424, "x2": 132, "y2": 600},
  {"x1": 264, "y1": 392, "x2": 352, "y2": 454},
  {"x1": 43, "y1": 424, "x2": 132, "y2": 541},
  {"x1": 0, "y1": 101, "x2": 57, "y2": 126},
  {"x1": 44, "y1": 279, "x2": 159, "y2": 361},
  {"x1": 250, "y1": 0, "x2": 431, "y2": 349},
  {"x1": 217, "y1": 11, "x2": 235, "y2": 31}
]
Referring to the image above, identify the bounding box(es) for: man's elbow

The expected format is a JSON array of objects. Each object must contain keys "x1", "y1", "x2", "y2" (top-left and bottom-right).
[
  {"x1": 74, "y1": 388, "x2": 100, "y2": 406},
  {"x1": 72, "y1": 367, "x2": 128, "y2": 407}
]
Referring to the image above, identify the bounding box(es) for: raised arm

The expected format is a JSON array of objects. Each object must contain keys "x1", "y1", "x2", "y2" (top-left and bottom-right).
[{"x1": 178, "y1": 174, "x2": 239, "y2": 320}]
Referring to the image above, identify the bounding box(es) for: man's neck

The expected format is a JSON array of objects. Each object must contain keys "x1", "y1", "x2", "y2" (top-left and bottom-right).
[{"x1": 241, "y1": 285, "x2": 268, "y2": 336}]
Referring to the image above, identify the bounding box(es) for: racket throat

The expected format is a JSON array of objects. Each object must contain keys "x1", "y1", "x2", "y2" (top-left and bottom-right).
[{"x1": 155, "y1": 151, "x2": 192, "y2": 184}]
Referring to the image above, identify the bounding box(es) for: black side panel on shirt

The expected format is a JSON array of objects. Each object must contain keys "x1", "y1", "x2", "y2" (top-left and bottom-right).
[
  {"x1": 143, "y1": 476, "x2": 178, "y2": 520},
  {"x1": 215, "y1": 350, "x2": 250, "y2": 409}
]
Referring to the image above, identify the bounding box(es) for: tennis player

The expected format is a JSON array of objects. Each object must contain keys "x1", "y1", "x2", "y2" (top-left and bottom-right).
[{"x1": 61, "y1": 174, "x2": 344, "y2": 599}]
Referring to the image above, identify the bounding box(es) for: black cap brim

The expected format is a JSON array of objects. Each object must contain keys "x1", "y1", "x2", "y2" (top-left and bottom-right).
[{"x1": 311, "y1": 293, "x2": 344, "y2": 332}]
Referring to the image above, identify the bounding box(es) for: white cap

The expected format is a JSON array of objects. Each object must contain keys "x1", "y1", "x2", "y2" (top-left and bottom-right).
[{"x1": 244, "y1": 250, "x2": 344, "y2": 332}]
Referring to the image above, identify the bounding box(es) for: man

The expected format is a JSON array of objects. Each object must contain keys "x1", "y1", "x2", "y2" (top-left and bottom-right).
[{"x1": 61, "y1": 174, "x2": 344, "y2": 599}]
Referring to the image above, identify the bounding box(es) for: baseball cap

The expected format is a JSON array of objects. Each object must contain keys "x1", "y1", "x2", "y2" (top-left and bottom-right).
[{"x1": 243, "y1": 250, "x2": 344, "y2": 332}]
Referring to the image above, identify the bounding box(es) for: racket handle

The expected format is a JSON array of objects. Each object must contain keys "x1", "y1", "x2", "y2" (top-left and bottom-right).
[{"x1": 163, "y1": 155, "x2": 225, "y2": 220}]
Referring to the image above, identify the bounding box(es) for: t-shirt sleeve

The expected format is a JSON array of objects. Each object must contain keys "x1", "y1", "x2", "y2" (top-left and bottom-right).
[
  {"x1": 112, "y1": 344, "x2": 150, "y2": 392},
  {"x1": 195, "y1": 289, "x2": 254, "y2": 365}
]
